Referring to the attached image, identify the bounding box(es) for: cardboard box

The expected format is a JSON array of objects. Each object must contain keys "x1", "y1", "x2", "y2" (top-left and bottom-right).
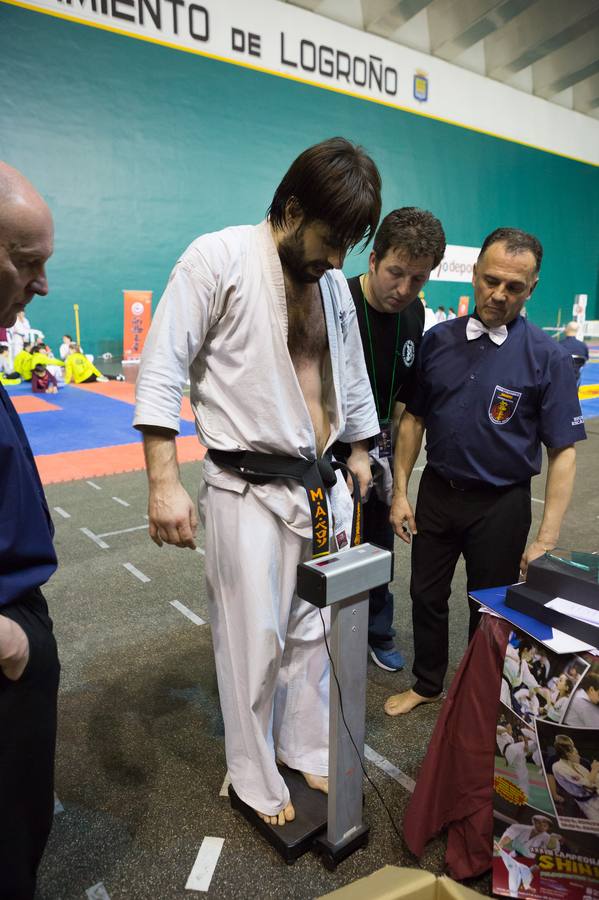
[{"x1": 318, "y1": 866, "x2": 484, "y2": 900}]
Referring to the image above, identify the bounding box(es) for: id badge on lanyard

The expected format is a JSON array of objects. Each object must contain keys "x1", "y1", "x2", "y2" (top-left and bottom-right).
[
  {"x1": 377, "y1": 421, "x2": 393, "y2": 458},
  {"x1": 361, "y1": 281, "x2": 401, "y2": 461}
]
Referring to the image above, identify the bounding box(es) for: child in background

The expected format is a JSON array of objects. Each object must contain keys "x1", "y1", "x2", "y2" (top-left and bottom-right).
[
  {"x1": 0, "y1": 344, "x2": 21, "y2": 384},
  {"x1": 59, "y1": 334, "x2": 72, "y2": 360},
  {"x1": 32, "y1": 344, "x2": 65, "y2": 384},
  {"x1": 13, "y1": 341, "x2": 35, "y2": 380},
  {"x1": 64, "y1": 344, "x2": 124, "y2": 384},
  {"x1": 31, "y1": 363, "x2": 58, "y2": 394}
]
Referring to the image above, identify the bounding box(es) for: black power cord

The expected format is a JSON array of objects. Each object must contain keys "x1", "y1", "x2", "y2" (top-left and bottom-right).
[{"x1": 318, "y1": 608, "x2": 404, "y2": 843}]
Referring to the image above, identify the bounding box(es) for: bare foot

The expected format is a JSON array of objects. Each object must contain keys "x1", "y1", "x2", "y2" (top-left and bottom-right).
[
  {"x1": 302, "y1": 772, "x2": 328, "y2": 793},
  {"x1": 384, "y1": 688, "x2": 443, "y2": 717},
  {"x1": 256, "y1": 801, "x2": 295, "y2": 826}
]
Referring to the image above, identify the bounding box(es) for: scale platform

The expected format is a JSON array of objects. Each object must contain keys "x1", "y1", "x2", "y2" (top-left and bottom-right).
[{"x1": 229, "y1": 765, "x2": 328, "y2": 864}]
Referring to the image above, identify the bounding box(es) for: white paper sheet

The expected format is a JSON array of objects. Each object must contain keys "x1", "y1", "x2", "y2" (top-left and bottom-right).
[{"x1": 546, "y1": 596, "x2": 599, "y2": 627}]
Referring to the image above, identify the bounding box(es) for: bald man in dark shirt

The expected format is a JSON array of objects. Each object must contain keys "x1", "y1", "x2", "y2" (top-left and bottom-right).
[{"x1": 0, "y1": 161, "x2": 60, "y2": 900}]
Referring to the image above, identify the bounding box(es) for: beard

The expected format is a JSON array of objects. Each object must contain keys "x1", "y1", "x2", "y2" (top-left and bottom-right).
[{"x1": 277, "y1": 233, "x2": 326, "y2": 284}]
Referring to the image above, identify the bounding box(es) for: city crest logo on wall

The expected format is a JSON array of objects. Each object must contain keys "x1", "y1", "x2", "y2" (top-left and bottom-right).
[{"x1": 413, "y1": 70, "x2": 429, "y2": 103}]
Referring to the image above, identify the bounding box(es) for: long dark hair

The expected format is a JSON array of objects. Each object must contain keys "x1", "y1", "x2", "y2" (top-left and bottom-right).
[{"x1": 268, "y1": 137, "x2": 381, "y2": 252}]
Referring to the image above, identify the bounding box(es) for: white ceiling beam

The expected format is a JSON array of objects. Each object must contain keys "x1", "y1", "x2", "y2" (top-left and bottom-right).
[
  {"x1": 532, "y1": 27, "x2": 599, "y2": 98},
  {"x1": 428, "y1": 0, "x2": 535, "y2": 62},
  {"x1": 485, "y1": 0, "x2": 599, "y2": 80},
  {"x1": 573, "y1": 72, "x2": 599, "y2": 113},
  {"x1": 363, "y1": 0, "x2": 435, "y2": 33}
]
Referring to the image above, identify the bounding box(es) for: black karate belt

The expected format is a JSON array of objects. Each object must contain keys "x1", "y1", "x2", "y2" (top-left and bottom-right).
[{"x1": 208, "y1": 449, "x2": 362, "y2": 558}]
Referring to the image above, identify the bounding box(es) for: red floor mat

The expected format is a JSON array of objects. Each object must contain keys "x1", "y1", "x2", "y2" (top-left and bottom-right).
[{"x1": 36, "y1": 435, "x2": 206, "y2": 484}]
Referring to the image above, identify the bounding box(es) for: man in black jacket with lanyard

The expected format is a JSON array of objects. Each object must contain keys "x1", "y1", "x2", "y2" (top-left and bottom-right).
[{"x1": 345, "y1": 208, "x2": 446, "y2": 671}]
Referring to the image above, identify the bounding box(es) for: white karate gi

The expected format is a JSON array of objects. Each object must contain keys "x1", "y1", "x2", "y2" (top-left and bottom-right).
[
  {"x1": 563, "y1": 689, "x2": 599, "y2": 728},
  {"x1": 497, "y1": 729, "x2": 531, "y2": 797},
  {"x1": 497, "y1": 848, "x2": 535, "y2": 896},
  {"x1": 552, "y1": 760, "x2": 599, "y2": 821},
  {"x1": 499, "y1": 823, "x2": 552, "y2": 858},
  {"x1": 134, "y1": 221, "x2": 379, "y2": 814}
]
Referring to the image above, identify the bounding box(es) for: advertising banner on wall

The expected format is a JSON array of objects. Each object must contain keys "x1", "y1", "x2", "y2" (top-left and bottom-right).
[
  {"x1": 429, "y1": 245, "x2": 479, "y2": 284},
  {"x1": 123, "y1": 290, "x2": 152, "y2": 363},
  {"x1": 493, "y1": 627, "x2": 599, "y2": 900},
  {"x1": 457, "y1": 296, "x2": 470, "y2": 317}
]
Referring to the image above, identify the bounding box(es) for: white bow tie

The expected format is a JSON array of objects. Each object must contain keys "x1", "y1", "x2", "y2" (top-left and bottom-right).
[{"x1": 466, "y1": 317, "x2": 508, "y2": 346}]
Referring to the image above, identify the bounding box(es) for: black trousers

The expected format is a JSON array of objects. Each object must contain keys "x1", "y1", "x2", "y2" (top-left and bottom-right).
[
  {"x1": 0, "y1": 589, "x2": 60, "y2": 900},
  {"x1": 411, "y1": 466, "x2": 531, "y2": 697},
  {"x1": 363, "y1": 489, "x2": 396, "y2": 649}
]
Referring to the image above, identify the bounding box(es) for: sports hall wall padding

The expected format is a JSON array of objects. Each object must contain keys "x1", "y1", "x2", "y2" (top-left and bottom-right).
[{"x1": 1, "y1": 3, "x2": 598, "y2": 356}]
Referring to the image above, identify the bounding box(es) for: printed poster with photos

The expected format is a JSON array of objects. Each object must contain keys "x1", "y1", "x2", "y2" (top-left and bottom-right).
[{"x1": 493, "y1": 628, "x2": 599, "y2": 900}]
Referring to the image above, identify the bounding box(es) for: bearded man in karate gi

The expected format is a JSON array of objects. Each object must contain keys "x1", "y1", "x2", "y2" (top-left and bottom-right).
[{"x1": 134, "y1": 137, "x2": 381, "y2": 826}]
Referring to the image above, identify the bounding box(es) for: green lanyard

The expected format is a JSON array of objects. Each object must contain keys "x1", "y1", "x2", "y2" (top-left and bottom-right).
[{"x1": 361, "y1": 277, "x2": 401, "y2": 425}]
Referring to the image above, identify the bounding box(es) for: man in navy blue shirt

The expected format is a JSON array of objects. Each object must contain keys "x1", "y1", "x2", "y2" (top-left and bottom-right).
[
  {"x1": 559, "y1": 321, "x2": 589, "y2": 386},
  {"x1": 384, "y1": 227, "x2": 586, "y2": 716},
  {"x1": 0, "y1": 161, "x2": 60, "y2": 900}
]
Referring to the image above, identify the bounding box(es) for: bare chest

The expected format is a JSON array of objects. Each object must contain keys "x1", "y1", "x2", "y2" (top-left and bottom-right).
[{"x1": 285, "y1": 280, "x2": 328, "y2": 362}]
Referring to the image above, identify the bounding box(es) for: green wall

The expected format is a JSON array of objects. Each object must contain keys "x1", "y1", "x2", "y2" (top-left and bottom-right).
[{"x1": 1, "y1": 4, "x2": 598, "y2": 355}]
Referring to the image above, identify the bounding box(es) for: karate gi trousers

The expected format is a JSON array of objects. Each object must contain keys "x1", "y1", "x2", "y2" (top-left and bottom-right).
[{"x1": 199, "y1": 475, "x2": 352, "y2": 816}]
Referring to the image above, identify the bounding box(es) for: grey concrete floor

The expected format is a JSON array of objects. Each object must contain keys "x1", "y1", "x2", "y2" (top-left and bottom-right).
[{"x1": 35, "y1": 427, "x2": 599, "y2": 899}]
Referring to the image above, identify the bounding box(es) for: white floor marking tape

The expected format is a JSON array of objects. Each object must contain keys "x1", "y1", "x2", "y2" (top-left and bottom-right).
[
  {"x1": 86, "y1": 480, "x2": 101, "y2": 490},
  {"x1": 195, "y1": 546, "x2": 206, "y2": 556},
  {"x1": 531, "y1": 497, "x2": 545, "y2": 504},
  {"x1": 112, "y1": 496, "x2": 130, "y2": 507},
  {"x1": 123, "y1": 563, "x2": 150, "y2": 583},
  {"x1": 86, "y1": 883, "x2": 111, "y2": 900},
  {"x1": 185, "y1": 837, "x2": 224, "y2": 892},
  {"x1": 170, "y1": 600, "x2": 206, "y2": 626},
  {"x1": 80, "y1": 527, "x2": 109, "y2": 550},
  {"x1": 97, "y1": 524, "x2": 148, "y2": 538},
  {"x1": 54, "y1": 795, "x2": 64, "y2": 814},
  {"x1": 364, "y1": 744, "x2": 416, "y2": 794},
  {"x1": 53, "y1": 507, "x2": 71, "y2": 519},
  {"x1": 219, "y1": 773, "x2": 231, "y2": 798}
]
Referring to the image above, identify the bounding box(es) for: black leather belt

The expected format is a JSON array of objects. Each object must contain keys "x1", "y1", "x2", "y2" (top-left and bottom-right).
[
  {"x1": 208, "y1": 449, "x2": 362, "y2": 558},
  {"x1": 430, "y1": 468, "x2": 511, "y2": 492}
]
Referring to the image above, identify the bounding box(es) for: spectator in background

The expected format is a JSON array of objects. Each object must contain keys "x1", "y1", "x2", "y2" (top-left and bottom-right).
[
  {"x1": 13, "y1": 340, "x2": 35, "y2": 380},
  {"x1": 0, "y1": 343, "x2": 21, "y2": 384},
  {"x1": 559, "y1": 321, "x2": 589, "y2": 387},
  {"x1": 31, "y1": 362, "x2": 58, "y2": 394},
  {"x1": 420, "y1": 293, "x2": 437, "y2": 332},
  {"x1": 435, "y1": 305, "x2": 447, "y2": 323},
  {"x1": 10, "y1": 308, "x2": 31, "y2": 353},
  {"x1": 59, "y1": 333, "x2": 72, "y2": 360},
  {"x1": 34, "y1": 343, "x2": 65, "y2": 384},
  {"x1": 64, "y1": 343, "x2": 124, "y2": 383},
  {"x1": 447, "y1": 307, "x2": 456, "y2": 320}
]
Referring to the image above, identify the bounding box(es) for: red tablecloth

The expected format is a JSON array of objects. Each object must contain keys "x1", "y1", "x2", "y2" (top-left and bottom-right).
[{"x1": 403, "y1": 615, "x2": 511, "y2": 880}]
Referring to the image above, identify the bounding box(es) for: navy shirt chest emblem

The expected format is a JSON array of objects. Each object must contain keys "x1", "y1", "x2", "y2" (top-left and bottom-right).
[
  {"x1": 489, "y1": 385, "x2": 522, "y2": 425},
  {"x1": 402, "y1": 339, "x2": 415, "y2": 367}
]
